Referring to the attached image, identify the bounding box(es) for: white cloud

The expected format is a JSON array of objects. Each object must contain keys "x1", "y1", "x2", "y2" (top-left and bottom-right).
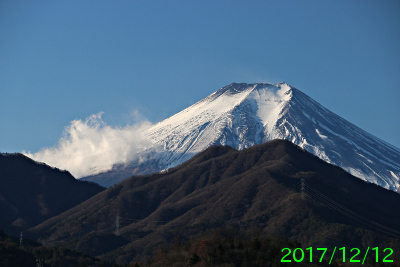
[{"x1": 24, "y1": 112, "x2": 152, "y2": 178}]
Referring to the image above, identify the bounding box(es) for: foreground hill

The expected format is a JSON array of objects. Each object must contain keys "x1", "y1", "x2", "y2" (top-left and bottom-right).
[
  {"x1": 0, "y1": 153, "x2": 104, "y2": 235},
  {"x1": 30, "y1": 140, "x2": 400, "y2": 264},
  {"x1": 82, "y1": 82, "x2": 400, "y2": 191}
]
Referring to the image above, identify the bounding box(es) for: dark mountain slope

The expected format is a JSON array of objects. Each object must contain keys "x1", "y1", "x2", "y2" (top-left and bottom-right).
[
  {"x1": 0, "y1": 153, "x2": 104, "y2": 235},
  {"x1": 29, "y1": 140, "x2": 400, "y2": 264}
]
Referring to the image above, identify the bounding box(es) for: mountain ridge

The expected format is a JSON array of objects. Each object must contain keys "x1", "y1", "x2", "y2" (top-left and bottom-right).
[
  {"x1": 0, "y1": 152, "x2": 105, "y2": 236},
  {"x1": 83, "y1": 82, "x2": 400, "y2": 191}
]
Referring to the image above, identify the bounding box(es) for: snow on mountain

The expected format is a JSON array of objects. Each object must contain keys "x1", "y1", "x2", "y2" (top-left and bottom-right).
[{"x1": 83, "y1": 82, "x2": 400, "y2": 191}]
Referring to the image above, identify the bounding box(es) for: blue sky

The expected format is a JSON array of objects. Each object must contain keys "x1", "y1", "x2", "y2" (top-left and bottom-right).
[{"x1": 1, "y1": 0, "x2": 400, "y2": 154}]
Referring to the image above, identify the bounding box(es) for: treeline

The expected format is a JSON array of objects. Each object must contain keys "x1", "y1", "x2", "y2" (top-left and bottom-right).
[
  {"x1": 131, "y1": 227, "x2": 330, "y2": 267},
  {"x1": 3, "y1": 227, "x2": 400, "y2": 267},
  {"x1": 129, "y1": 226, "x2": 400, "y2": 267},
  {"x1": 0, "y1": 230, "x2": 104, "y2": 267}
]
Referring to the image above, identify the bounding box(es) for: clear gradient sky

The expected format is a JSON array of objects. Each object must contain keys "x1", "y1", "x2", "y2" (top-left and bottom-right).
[{"x1": 1, "y1": 0, "x2": 400, "y2": 154}]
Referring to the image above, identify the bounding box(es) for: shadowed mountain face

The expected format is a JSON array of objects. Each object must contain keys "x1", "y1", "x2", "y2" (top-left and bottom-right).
[
  {"x1": 0, "y1": 153, "x2": 104, "y2": 235},
  {"x1": 29, "y1": 140, "x2": 400, "y2": 264}
]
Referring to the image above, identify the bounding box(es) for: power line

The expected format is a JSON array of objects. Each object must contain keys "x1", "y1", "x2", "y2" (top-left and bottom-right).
[
  {"x1": 305, "y1": 184, "x2": 400, "y2": 239},
  {"x1": 111, "y1": 180, "x2": 400, "y2": 240},
  {"x1": 41, "y1": 179, "x2": 400, "y2": 247},
  {"x1": 112, "y1": 181, "x2": 303, "y2": 233}
]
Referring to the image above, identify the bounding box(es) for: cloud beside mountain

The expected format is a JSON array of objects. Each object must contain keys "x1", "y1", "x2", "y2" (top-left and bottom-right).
[{"x1": 24, "y1": 112, "x2": 152, "y2": 178}]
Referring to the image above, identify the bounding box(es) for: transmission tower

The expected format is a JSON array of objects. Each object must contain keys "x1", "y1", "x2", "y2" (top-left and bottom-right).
[
  {"x1": 301, "y1": 178, "x2": 305, "y2": 199},
  {"x1": 20, "y1": 231, "x2": 23, "y2": 246},
  {"x1": 115, "y1": 214, "x2": 120, "y2": 236}
]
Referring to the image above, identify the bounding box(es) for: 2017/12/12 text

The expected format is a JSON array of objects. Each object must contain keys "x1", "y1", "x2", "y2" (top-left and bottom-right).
[{"x1": 281, "y1": 247, "x2": 394, "y2": 264}]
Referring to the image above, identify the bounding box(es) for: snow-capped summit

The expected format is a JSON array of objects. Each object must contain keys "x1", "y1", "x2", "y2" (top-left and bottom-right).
[
  {"x1": 143, "y1": 83, "x2": 291, "y2": 164},
  {"x1": 83, "y1": 82, "x2": 400, "y2": 190}
]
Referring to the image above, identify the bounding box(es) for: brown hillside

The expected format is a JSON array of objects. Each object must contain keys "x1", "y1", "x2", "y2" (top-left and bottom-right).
[{"x1": 29, "y1": 140, "x2": 400, "y2": 264}]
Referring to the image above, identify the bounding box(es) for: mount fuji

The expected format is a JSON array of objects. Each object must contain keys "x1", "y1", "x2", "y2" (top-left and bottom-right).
[{"x1": 83, "y1": 82, "x2": 400, "y2": 191}]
